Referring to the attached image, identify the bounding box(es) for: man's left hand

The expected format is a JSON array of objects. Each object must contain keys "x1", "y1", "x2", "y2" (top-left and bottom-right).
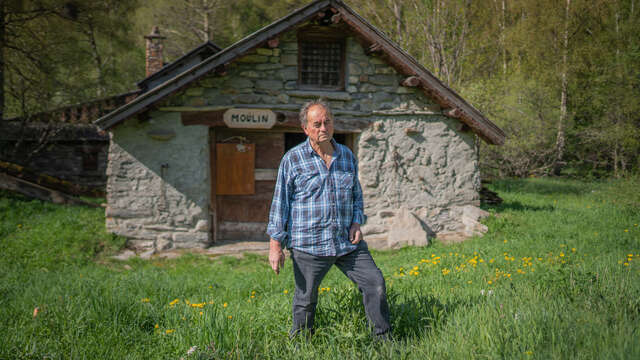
[{"x1": 349, "y1": 223, "x2": 363, "y2": 244}]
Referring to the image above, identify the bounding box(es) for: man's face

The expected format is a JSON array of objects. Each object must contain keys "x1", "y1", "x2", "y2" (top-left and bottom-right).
[{"x1": 303, "y1": 104, "x2": 334, "y2": 145}]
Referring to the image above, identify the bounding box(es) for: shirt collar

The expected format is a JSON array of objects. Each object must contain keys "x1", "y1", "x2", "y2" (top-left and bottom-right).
[{"x1": 305, "y1": 137, "x2": 340, "y2": 159}]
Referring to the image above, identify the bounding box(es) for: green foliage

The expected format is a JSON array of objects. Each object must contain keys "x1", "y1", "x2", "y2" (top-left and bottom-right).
[
  {"x1": 3, "y1": 0, "x2": 142, "y2": 118},
  {"x1": 1, "y1": 178, "x2": 639, "y2": 358}
]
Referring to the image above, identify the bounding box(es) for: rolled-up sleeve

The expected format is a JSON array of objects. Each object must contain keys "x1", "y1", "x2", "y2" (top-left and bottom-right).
[
  {"x1": 351, "y1": 159, "x2": 367, "y2": 225},
  {"x1": 267, "y1": 156, "x2": 292, "y2": 244}
]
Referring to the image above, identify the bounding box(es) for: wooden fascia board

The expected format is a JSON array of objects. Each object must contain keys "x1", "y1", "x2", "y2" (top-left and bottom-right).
[
  {"x1": 95, "y1": 0, "x2": 332, "y2": 130},
  {"x1": 335, "y1": 1, "x2": 505, "y2": 145}
]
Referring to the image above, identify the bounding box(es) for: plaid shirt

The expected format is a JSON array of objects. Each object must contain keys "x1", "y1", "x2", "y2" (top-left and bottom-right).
[{"x1": 267, "y1": 138, "x2": 366, "y2": 257}]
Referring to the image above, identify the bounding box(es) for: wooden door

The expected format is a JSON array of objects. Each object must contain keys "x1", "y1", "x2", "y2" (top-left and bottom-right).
[{"x1": 211, "y1": 130, "x2": 284, "y2": 241}]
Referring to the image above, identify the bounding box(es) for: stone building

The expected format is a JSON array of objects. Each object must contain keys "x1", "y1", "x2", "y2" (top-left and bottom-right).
[{"x1": 95, "y1": 0, "x2": 505, "y2": 252}]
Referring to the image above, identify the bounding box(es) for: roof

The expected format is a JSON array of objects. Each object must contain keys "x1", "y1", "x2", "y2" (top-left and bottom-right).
[
  {"x1": 95, "y1": 0, "x2": 505, "y2": 145},
  {"x1": 137, "y1": 41, "x2": 222, "y2": 92}
]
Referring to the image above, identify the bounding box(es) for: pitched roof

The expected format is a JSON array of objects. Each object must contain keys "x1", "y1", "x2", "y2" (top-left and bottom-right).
[
  {"x1": 95, "y1": 0, "x2": 505, "y2": 145},
  {"x1": 137, "y1": 41, "x2": 222, "y2": 92}
]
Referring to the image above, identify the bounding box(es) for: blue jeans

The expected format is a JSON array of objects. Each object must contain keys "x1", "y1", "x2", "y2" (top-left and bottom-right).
[{"x1": 290, "y1": 242, "x2": 391, "y2": 337}]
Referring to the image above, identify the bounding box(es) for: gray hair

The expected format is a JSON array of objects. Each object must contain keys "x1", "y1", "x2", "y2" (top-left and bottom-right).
[{"x1": 299, "y1": 99, "x2": 333, "y2": 128}]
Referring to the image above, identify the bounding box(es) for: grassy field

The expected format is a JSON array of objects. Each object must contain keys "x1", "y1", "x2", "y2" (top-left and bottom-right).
[{"x1": 1, "y1": 177, "x2": 639, "y2": 359}]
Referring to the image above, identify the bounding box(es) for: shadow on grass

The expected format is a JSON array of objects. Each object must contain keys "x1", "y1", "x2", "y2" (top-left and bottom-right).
[
  {"x1": 488, "y1": 178, "x2": 593, "y2": 196},
  {"x1": 484, "y1": 200, "x2": 555, "y2": 213},
  {"x1": 388, "y1": 291, "x2": 468, "y2": 340}
]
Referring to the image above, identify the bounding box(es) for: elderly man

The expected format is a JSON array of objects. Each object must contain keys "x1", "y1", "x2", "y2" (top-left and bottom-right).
[{"x1": 267, "y1": 99, "x2": 391, "y2": 340}]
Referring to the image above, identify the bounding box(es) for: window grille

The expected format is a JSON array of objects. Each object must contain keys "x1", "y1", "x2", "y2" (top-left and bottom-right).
[{"x1": 299, "y1": 40, "x2": 344, "y2": 88}]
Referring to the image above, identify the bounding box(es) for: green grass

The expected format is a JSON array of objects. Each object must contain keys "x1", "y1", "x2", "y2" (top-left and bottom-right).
[{"x1": 1, "y1": 177, "x2": 639, "y2": 359}]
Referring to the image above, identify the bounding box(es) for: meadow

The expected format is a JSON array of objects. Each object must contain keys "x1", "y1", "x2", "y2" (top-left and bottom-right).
[{"x1": 0, "y1": 177, "x2": 638, "y2": 359}]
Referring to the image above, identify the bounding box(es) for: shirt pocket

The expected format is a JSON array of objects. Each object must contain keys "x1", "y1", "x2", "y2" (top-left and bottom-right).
[
  {"x1": 294, "y1": 172, "x2": 322, "y2": 196},
  {"x1": 335, "y1": 171, "x2": 354, "y2": 201}
]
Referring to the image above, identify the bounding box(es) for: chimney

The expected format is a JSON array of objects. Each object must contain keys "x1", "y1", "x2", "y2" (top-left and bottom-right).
[{"x1": 144, "y1": 26, "x2": 166, "y2": 77}]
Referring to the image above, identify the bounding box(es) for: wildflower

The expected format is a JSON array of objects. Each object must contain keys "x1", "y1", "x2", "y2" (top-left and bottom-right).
[
  {"x1": 487, "y1": 280, "x2": 492, "y2": 284},
  {"x1": 169, "y1": 299, "x2": 179, "y2": 306},
  {"x1": 283, "y1": 289, "x2": 289, "y2": 294},
  {"x1": 223, "y1": 302, "x2": 228, "y2": 308},
  {"x1": 154, "y1": 324, "x2": 159, "y2": 329},
  {"x1": 525, "y1": 351, "x2": 533, "y2": 356},
  {"x1": 228, "y1": 315, "x2": 233, "y2": 319},
  {"x1": 467, "y1": 281, "x2": 472, "y2": 284},
  {"x1": 251, "y1": 290, "x2": 256, "y2": 295},
  {"x1": 141, "y1": 298, "x2": 150, "y2": 303},
  {"x1": 572, "y1": 248, "x2": 576, "y2": 252},
  {"x1": 624, "y1": 263, "x2": 629, "y2": 266},
  {"x1": 624, "y1": 229, "x2": 629, "y2": 233},
  {"x1": 199, "y1": 311, "x2": 203, "y2": 316},
  {"x1": 413, "y1": 266, "x2": 419, "y2": 271},
  {"x1": 503, "y1": 239, "x2": 508, "y2": 243},
  {"x1": 165, "y1": 329, "x2": 175, "y2": 334},
  {"x1": 559, "y1": 252, "x2": 565, "y2": 257},
  {"x1": 250, "y1": 295, "x2": 255, "y2": 299}
]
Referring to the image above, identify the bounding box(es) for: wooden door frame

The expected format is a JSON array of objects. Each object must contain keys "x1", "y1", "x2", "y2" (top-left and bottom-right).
[{"x1": 208, "y1": 128, "x2": 218, "y2": 244}]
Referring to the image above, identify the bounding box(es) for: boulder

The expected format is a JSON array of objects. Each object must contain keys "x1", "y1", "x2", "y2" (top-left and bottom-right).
[{"x1": 385, "y1": 208, "x2": 430, "y2": 249}]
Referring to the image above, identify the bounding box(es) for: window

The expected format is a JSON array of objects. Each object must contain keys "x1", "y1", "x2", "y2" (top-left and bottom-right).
[
  {"x1": 80, "y1": 148, "x2": 100, "y2": 171},
  {"x1": 298, "y1": 29, "x2": 345, "y2": 90}
]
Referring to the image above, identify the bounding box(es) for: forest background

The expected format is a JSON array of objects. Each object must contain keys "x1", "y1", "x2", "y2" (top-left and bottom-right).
[{"x1": 2, "y1": 0, "x2": 639, "y2": 179}]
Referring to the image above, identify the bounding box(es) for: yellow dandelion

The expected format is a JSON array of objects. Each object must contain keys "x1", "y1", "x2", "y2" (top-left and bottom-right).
[
  {"x1": 223, "y1": 302, "x2": 228, "y2": 308},
  {"x1": 467, "y1": 280, "x2": 472, "y2": 284},
  {"x1": 141, "y1": 298, "x2": 150, "y2": 303},
  {"x1": 154, "y1": 324, "x2": 159, "y2": 329},
  {"x1": 624, "y1": 263, "x2": 629, "y2": 266},
  {"x1": 572, "y1": 248, "x2": 576, "y2": 252},
  {"x1": 165, "y1": 329, "x2": 175, "y2": 334},
  {"x1": 228, "y1": 315, "x2": 233, "y2": 319},
  {"x1": 504, "y1": 239, "x2": 508, "y2": 243},
  {"x1": 413, "y1": 266, "x2": 419, "y2": 271},
  {"x1": 487, "y1": 280, "x2": 493, "y2": 284},
  {"x1": 559, "y1": 252, "x2": 565, "y2": 257},
  {"x1": 284, "y1": 289, "x2": 289, "y2": 294},
  {"x1": 624, "y1": 229, "x2": 629, "y2": 232},
  {"x1": 199, "y1": 311, "x2": 203, "y2": 316},
  {"x1": 251, "y1": 290, "x2": 256, "y2": 295},
  {"x1": 525, "y1": 351, "x2": 533, "y2": 356},
  {"x1": 250, "y1": 295, "x2": 255, "y2": 298}
]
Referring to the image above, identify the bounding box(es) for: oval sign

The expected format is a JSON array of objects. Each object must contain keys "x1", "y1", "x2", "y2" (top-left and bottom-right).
[{"x1": 223, "y1": 108, "x2": 276, "y2": 129}]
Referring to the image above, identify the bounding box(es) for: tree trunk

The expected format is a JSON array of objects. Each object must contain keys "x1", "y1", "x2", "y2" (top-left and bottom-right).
[
  {"x1": 0, "y1": 2, "x2": 5, "y2": 120},
  {"x1": 553, "y1": 0, "x2": 570, "y2": 175}
]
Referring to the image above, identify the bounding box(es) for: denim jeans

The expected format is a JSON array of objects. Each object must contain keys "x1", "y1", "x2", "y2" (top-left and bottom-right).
[{"x1": 290, "y1": 242, "x2": 391, "y2": 337}]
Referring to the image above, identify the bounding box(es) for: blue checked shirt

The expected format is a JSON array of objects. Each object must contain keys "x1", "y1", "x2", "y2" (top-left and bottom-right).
[{"x1": 267, "y1": 138, "x2": 366, "y2": 257}]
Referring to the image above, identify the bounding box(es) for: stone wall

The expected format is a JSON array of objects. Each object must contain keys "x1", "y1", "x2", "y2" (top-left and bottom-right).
[
  {"x1": 357, "y1": 115, "x2": 480, "y2": 247},
  {"x1": 106, "y1": 111, "x2": 210, "y2": 251}
]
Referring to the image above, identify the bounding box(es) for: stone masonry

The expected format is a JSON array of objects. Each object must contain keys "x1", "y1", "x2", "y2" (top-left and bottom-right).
[{"x1": 106, "y1": 23, "x2": 483, "y2": 251}]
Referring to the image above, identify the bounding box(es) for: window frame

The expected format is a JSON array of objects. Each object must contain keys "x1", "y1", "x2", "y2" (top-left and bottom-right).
[{"x1": 297, "y1": 27, "x2": 346, "y2": 91}]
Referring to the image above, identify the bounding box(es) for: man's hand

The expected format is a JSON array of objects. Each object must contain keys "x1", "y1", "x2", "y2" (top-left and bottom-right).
[
  {"x1": 349, "y1": 223, "x2": 363, "y2": 244},
  {"x1": 269, "y1": 238, "x2": 285, "y2": 275}
]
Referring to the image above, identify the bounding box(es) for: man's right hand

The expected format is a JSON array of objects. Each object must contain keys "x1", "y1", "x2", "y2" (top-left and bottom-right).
[{"x1": 269, "y1": 238, "x2": 285, "y2": 275}]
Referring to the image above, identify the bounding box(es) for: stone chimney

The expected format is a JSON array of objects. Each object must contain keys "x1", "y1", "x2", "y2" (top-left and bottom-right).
[{"x1": 144, "y1": 26, "x2": 166, "y2": 77}]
